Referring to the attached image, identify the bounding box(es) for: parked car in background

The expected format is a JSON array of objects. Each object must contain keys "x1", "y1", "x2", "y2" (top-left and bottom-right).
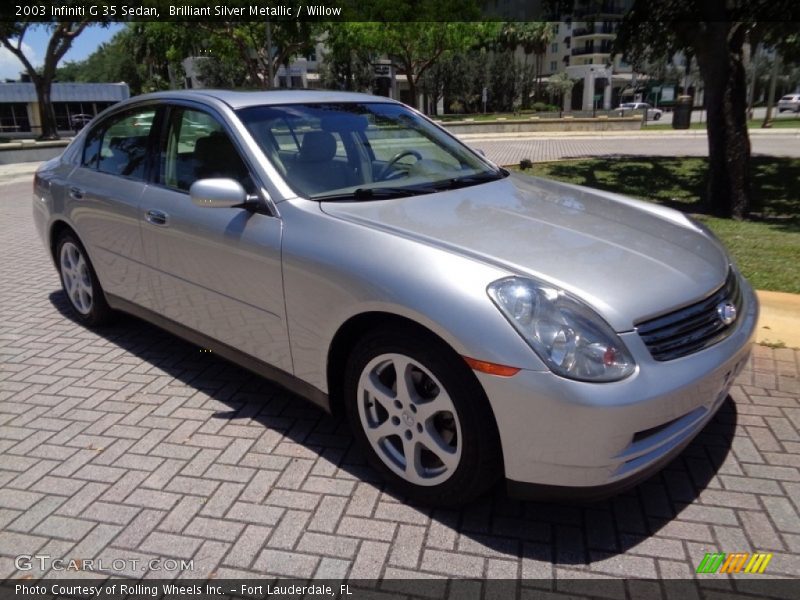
[
  {"x1": 778, "y1": 94, "x2": 800, "y2": 113},
  {"x1": 617, "y1": 102, "x2": 664, "y2": 120},
  {"x1": 69, "y1": 114, "x2": 94, "y2": 131},
  {"x1": 33, "y1": 90, "x2": 757, "y2": 504}
]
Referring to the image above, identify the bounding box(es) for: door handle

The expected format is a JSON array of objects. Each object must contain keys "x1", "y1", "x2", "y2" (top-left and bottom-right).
[
  {"x1": 145, "y1": 209, "x2": 169, "y2": 226},
  {"x1": 69, "y1": 187, "x2": 84, "y2": 200}
]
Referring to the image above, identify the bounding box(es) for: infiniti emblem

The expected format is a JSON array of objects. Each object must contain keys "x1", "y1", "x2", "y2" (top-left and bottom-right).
[{"x1": 716, "y1": 301, "x2": 737, "y2": 326}]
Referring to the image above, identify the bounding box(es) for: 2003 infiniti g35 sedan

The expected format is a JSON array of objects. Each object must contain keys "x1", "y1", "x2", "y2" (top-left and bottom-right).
[{"x1": 33, "y1": 90, "x2": 757, "y2": 504}]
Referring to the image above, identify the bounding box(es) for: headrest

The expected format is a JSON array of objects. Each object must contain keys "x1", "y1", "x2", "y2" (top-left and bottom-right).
[
  {"x1": 299, "y1": 131, "x2": 337, "y2": 163},
  {"x1": 194, "y1": 131, "x2": 231, "y2": 159},
  {"x1": 321, "y1": 113, "x2": 368, "y2": 133}
]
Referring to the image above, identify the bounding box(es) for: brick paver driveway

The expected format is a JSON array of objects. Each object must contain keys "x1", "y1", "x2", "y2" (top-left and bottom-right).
[{"x1": 2, "y1": 178, "x2": 799, "y2": 589}]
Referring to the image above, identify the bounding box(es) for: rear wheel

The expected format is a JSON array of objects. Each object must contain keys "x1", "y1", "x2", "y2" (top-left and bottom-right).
[
  {"x1": 56, "y1": 232, "x2": 113, "y2": 327},
  {"x1": 344, "y1": 326, "x2": 502, "y2": 505}
]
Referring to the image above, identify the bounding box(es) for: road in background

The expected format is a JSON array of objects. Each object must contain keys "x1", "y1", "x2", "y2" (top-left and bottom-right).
[{"x1": 458, "y1": 131, "x2": 800, "y2": 166}]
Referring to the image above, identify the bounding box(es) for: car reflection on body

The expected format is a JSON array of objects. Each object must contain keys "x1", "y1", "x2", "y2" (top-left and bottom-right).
[{"x1": 33, "y1": 90, "x2": 757, "y2": 503}]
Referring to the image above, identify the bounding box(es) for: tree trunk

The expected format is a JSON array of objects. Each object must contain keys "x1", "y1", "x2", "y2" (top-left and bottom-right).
[
  {"x1": 407, "y1": 75, "x2": 419, "y2": 110},
  {"x1": 695, "y1": 26, "x2": 751, "y2": 219},
  {"x1": 34, "y1": 77, "x2": 59, "y2": 140}
]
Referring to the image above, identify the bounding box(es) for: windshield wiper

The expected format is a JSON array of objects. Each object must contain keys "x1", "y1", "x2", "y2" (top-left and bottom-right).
[
  {"x1": 436, "y1": 170, "x2": 507, "y2": 190},
  {"x1": 315, "y1": 185, "x2": 438, "y2": 201}
]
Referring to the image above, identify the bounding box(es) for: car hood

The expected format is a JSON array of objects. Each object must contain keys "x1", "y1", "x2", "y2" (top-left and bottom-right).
[{"x1": 319, "y1": 173, "x2": 730, "y2": 330}]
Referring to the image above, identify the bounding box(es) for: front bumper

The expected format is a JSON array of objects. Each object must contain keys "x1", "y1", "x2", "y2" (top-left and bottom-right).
[{"x1": 478, "y1": 278, "x2": 758, "y2": 499}]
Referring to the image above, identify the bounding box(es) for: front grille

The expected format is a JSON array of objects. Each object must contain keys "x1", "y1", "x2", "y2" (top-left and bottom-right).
[{"x1": 636, "y1": 270, "x2": 742, "y2": 361}]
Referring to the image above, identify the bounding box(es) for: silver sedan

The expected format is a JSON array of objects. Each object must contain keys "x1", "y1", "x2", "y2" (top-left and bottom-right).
[{"x1": 33, "y1": 90, "x2": 757, "y2": 504}]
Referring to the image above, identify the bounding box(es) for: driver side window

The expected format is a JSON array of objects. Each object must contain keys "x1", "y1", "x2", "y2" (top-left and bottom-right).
[{"x1": 160, "y1": 108, "x2": 253, "y2": 193}]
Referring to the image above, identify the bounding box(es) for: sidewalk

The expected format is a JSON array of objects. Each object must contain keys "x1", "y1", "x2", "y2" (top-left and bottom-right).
[{"x1": 0, "y1": 161, "x2": 40, "y2": 183}]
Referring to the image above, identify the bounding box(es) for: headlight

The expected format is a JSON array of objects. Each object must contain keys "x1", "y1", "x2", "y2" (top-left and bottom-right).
[{"x1": 488, "y1": 277, "x2": 635, "y2": 382}]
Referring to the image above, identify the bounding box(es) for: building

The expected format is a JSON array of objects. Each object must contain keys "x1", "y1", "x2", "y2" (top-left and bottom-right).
[{"x1": 0, "y1": 82, "x2": 129, "y2": 138}]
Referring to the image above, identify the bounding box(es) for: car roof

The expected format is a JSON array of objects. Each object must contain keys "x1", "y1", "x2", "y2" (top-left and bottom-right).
[{"x1": 129, "y1": 89, "x2": 401, "y2": 110}]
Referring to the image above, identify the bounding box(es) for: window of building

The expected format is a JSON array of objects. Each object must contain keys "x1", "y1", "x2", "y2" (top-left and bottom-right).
[
  {"x1": 551, "y1": 42, "x2": 558, "y2": 53},
  {"x1": 550, "y1": 61, "x2": 558, "y2": 72},
  {"x1": 0, "y1": 103, "x2": 31, "y2": 133},
  {"x1": 53, "y1": 102, "x2": 108, "y2": 131}
]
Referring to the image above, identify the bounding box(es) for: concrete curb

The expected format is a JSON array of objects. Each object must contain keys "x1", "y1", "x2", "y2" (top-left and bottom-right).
[
  {"x1": 756, "y1": 290, "x2": 800, "y2": 349},
  {"x1": 0, "y1": 161, "x2": 41, "y2": 183}
]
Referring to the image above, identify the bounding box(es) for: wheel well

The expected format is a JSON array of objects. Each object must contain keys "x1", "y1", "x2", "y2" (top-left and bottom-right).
[
  {"x1": 326, "y1": 312, "x2": 481, "y2": 415},
  {"x1": 327, "y1": 313, "x2": 418, "y2": 417},
  {"x1": 49, "y1": 220, "x2": 76, "y2": 262}
]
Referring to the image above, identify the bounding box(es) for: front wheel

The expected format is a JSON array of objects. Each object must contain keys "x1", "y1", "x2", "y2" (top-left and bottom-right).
[
  {"x1": 344, "y1": 327, "x2": 502, "y2": 505},
  {"x1": 56, "y1": 232, "x2": 114, "y2": 327}
]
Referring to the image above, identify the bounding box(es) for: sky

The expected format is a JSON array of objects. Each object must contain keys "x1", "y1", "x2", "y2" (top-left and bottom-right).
[{"x1": 0, "y1": 23, "x2": 124, "y2": 81}]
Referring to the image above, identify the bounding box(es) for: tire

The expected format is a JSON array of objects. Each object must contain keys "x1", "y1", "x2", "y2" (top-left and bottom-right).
[
  {"x1": 343, "y1": 326, "x2": 502, "y2": 505},
  {"x1": 56, "y1": 232, "x2": 114, "y2": 327},
  {"x1": 653, "y1": 112, "x2": 662, "y2": 121}
]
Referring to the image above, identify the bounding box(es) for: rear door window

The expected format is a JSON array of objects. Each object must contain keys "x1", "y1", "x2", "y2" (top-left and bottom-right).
[{"x1": 82, "y1": 108, "x2": 157, "y2": 180}]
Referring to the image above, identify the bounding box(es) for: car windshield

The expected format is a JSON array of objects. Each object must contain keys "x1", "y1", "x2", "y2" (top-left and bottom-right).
[{"x1": 237, "y1": 102, "x2": 505, "y2": 200}]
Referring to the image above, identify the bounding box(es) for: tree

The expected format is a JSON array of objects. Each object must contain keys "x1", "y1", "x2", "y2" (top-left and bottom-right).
[
  {"x1": 345, "y1": 21, "x2": 496, "y2": 110},
  {"x1": 56, "y1": 28, "x2": 145, "y2": 94},
  {"x1": 195, "y1": 22, "x2": 319, "y2": 89},
  {"x1": 518, "y1": 22, "x2": 555, "y2": 103},
  {"x1": 546, "y1": 71, "x2": 576, "y2": 114},
  {"x1": 319, "y1": 24, "x2": 374, "y2": 92},
  {"x1": 758, "y1": 23, "x2": 800, "y2": 127},
  {"x1": 335, "y1": 0, "x2": 495, "y2": 111},
  {"x1": 0, "y1": 21, "x2": 93, "y2": 139},
  {"x1": 614, "y1": 1, "x2": 798, "y2": 220}
]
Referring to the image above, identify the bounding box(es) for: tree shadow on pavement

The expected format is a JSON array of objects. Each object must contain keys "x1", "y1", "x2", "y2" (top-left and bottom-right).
[{"x1": 49, "y1": 289, "x2": 737, "y2": 569}]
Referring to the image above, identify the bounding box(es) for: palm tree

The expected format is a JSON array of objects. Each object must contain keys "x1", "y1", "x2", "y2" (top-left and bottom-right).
[{"x1": 517, "y1": 22, "x2": 555, "y2": 104}]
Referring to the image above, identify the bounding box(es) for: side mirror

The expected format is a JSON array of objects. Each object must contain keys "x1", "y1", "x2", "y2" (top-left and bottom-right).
[{"x1": 190, "y1": 178, "x2": 247, "y2": 208}]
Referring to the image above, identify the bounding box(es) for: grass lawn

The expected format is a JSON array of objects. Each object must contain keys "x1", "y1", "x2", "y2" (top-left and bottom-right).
[{"x1": 517, "y1": 157, "x2": 800, "y2": 293}]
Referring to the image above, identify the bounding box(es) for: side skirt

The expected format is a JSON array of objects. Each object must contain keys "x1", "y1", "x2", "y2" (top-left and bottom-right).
[{"x1": 106, "y1": 294, "x2": 330, "y2": 412}]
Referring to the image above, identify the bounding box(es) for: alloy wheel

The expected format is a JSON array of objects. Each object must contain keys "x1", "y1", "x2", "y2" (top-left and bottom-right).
[
  {"x1": 60, "y1": 241, "x2": 93, "y2": 315},
  {"x1": 356, "y1": 352, "x2": 462, "y2": 486}
]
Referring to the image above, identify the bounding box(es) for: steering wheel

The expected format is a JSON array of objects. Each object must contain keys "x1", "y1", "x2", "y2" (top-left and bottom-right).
[{"x1": 378, "y1": 149, "x2": 423, "y2": 180}]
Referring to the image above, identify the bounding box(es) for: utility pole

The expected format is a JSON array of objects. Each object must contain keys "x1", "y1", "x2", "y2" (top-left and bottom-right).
[{"x1": 266, "y1": 19, "x2": 274, "y2": 89}]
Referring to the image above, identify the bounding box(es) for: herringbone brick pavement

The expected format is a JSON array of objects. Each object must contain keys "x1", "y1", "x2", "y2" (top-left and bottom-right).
[{"x1": 2, "y1": 181, "x2": 799, "y2": 590}]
